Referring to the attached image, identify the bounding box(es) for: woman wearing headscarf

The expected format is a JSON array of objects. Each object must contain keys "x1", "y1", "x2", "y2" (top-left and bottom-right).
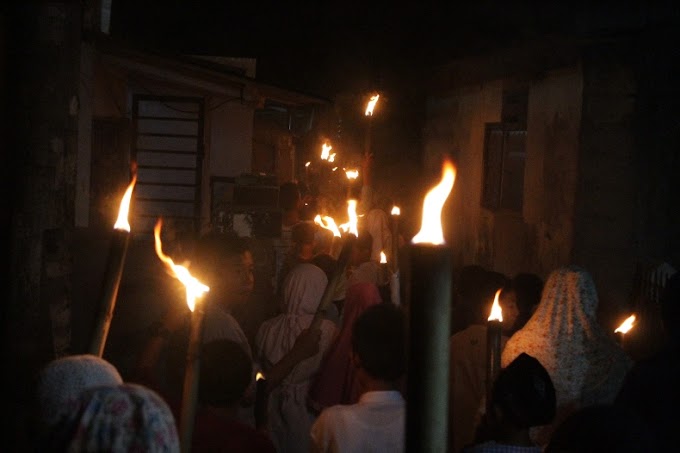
[
  {"x1": 44, "y1": 383, "x2": 179, "y2": 452},
  {"x1": 254, "y1": 263, "x2": 338, "y2": 453},
  {"x1": 33, "y1": 354, "x2": 123, "y2": 442},
  {"x1": 501, "y1": 266, "x2": 632, "y2": 447},
  {"x1": 308, "y1": 281, "x2": 384, "y2": 412}
]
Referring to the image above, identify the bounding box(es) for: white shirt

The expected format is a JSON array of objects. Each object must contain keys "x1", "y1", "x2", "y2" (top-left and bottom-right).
[{"x1": 310, "y1": 391, "x2": 405, "y2": 453}]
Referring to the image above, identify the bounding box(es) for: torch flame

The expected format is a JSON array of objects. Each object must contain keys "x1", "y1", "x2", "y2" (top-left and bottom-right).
[
  {"x1": 346, "y1": 169, "x2": 359, "y2": 180},
  {"x1": 332, "y1": 167, "x2": 338, "y2": 171},
  {"x1": 412, "y1": 161, "x2": 456, "y2": 245},
  {"x1": 365, "y1": 94, "x2": 380, "y2": 116},
  {"x1": 256, "y1": 372, "x2": 265, "y2": 381},
  {"x1": 488, "y1": 289, "x2": 503, "y2": 322},
  {"x1": 154, "y1": 219, "x2": 209, "y2": 312},
  {"x1": 321, "y1": 142, "x2": 332, "y2": 160},
  {"x1": 329, "y1": 153, "x2": 336, "y2": 163},
  {"x1": 380, "y1": 251, "x2": 387, "y2": 264},
  {"x1": 305, "y1": 161, "x2": 311, "y2": 167},
  {"x1": 391, "y1": 206, "x2": 401, "y2": 216},
  {"x1": 615, "y1": 314, "x2": 636, "y2": 334},
  {"x1": 314, "y1": 215, "x2": 341, "y2": 238},
  {"x1": 338, "y1": 199, "x2": 359, "y2": 237},
  {"x1": 113, "y1": 174, "x2": 137, "y2": 232}
]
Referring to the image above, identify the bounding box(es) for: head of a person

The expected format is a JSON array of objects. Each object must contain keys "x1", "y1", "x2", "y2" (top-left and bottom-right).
[
  {"x1": 292, "y1": 221, "x2": 317, "y2": 257},
  {"x1": 500, "y1": 273, "x2": 544, "y2": 334},
  {"x1": 490, "y1": 353, "x2": 556, "y2": 431},
  {"x1": 199, "y1": 340, "x2": 252, "y2": 408},
  {"x1": 34, "y1": 354, "x2": 123, "y2": 433},
  {"x1": 534, "y1": 266, "x2": 598, "y2": 323},
  {"x1": 660, "y1": 271, "x2": 680, "y2": 345},
  {"x1": 279, "y1": 182, "x2": 302, "y2": 213},
  {"x1": 545, "y1": 404, "x2": 658, "y2": 452},
  {"x1": 191, "y1": 233, "x2": 254, "y2": 306},
  {"x1": 47, "y1": 383, "x2": 179, "y2": 453},
  {"x1": 313, "y1": 226, "x2": 334, "y2": 256},
  {"x1": 343, "y1": 282, "x2": 383, "y2": 329},
  {"x1": 351, "y1": 303, "x2": 406, "y2": 383},
  {"x1": 350, "y1": 231, "x2": 373, "y2": 266},
  {"x1": 281, "y1": 262, "x2": 328, "y2": 315}
]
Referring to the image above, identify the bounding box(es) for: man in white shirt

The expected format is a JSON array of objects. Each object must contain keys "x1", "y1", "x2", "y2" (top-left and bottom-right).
[{"x1": 310, "y1": 304, "x2": 406, "y2": 453}]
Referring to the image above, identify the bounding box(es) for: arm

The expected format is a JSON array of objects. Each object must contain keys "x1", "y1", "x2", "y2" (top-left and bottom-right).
[{"x1": 264, "y1": 327, "x2": 323, "y2": 392}]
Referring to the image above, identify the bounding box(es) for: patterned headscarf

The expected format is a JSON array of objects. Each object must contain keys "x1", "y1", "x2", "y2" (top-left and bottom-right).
[
  {"x1": 53, "y1": 383, "x2": 179, "y2": 453},
  {"x1": 501, "y1": 266, "x2": 632, "y2": 446},
  {"x1": 35, "y1": 354, "x2": 123, "y2": 431}
]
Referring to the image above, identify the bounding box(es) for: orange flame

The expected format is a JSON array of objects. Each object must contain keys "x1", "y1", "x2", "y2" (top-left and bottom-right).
[
  {"x1": 391, "y1": 206, "x2": 401, "y2": 216},
  {"x1": 256, "y1": 372, "x2": 265, "y2": 381},
  {"x1": 329, "y1": 153, "x2": 336, "y2": 163},
  {"x1": 365, "y1": 94, "x2": 380, "y2": 116},
  {"x1": 412, "y1": 161, "x2": 456, "y2": 245},
  {"x1": 346, "y1": 169, "x2": 359, "y2": 180},
  {"x1": 332, "y1": 167, "x2": 338, "y2": 171},
  {"x1": 488, "y1": 289, "x2": 503, "y2": 322},
  {"x1": 154, "y1": 219, "x2": 209, "y2": 312},
  {"x1": 380, "y1": 251, "x2": 387, "y2": 264},
  {"x1": 305, "y1": 161, "x2": 311, "y2": 167},
  {"x1": 113, "y1": 174, "x2": 137, "y2": 232},
  {"x1": 321, "y1": 142, "x2": 332, "y2": 160},
  {"x1": 615, "y1": 314, "x2": 636, "y2": 334},
  {"x1": 314, "y1": 215, "x2": 341, "y2": 237},
  {"x1": 339, "y1": 199, "x2": 359, "y2": 237}
]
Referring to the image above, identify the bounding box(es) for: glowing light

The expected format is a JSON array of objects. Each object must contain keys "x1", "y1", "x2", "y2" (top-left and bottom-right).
[
  {"x1": 314, "y1": 215, "x2": 341, "y2": 237},
  {"x1": 256, "y1": 372, "x2": 265, "y2": 381},
  {"x1": 346, "y1": 169, "x2": 359, "y2": 180},
  {"x1": 391, "y1": 206, "x2": 401, "y2": 216},
  {"x1": 305, "y1": 161, "x2": 311, "y2": 167},
  {"x1": 380, "y1": 251, "x2": 387, "y2": 264},
  {"x1": 321, "y1": 142, "x2": 332, "y2": 160},
  {"x1": 411, "y1": 161, "x2": 456, "y2": 245},
  {"x1": 488, "y1": 289, "x2": 503, "y2": 322},
  {"x1": 365, "y1": 94, "x2": 380, "y2": 116},
  {"x1": 615, "y1": 314, "x2": 636, "y2": 334},
  {"x1": 113, "y1": 174, "x2": 137, "y2": 232}
]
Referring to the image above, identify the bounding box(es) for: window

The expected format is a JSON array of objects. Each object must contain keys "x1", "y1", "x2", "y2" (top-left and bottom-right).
[{"x1": 481, "y1": 88, "x2": 528, "y2": 212}]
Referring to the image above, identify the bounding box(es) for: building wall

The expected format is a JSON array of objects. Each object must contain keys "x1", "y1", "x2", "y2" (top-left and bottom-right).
[{"x1": 424, "y1": 65, "x2": 584, "y2": 282}]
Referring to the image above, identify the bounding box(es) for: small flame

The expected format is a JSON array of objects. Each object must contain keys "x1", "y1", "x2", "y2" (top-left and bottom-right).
[
  {"x1": 615, "y1": 314, "x2": 636, "y2": 334},
  {"x1": 329, "y1": 153, "x2": 336, "y2": 163},
  {"x1": 488, "y1": 289, "x2": 503, "y2": 322},
  {"x1": 154, "y1": 219, "x2": 209, "y2": 312},
  {"x1": 305, "y1": 161, "x2": 311, "y2": 167},
  {"x1": 380, "y1": 251, "x2": 387, "y2": 264},
  {"x1": 113, "y1": 174, "x2": 137, "y2": 232},
  {"x1": 391, "y1": 206, "x2": 401, "y2": 216},
  {"x1": 321, "y1": 142, "x2": 332, "y2": 160},
  {"x1": 346, "y1": 169, "x2": 359, "y2": 180},
  {"x1": 314, "y1": 215, "x2": 341, "y2": 237},
  {"x1": 256, "y1": 372, "x2": 265, "y2": 381},
  {"x1": 412, "y1": 161, "x2": 456, "y2": 245},
  {"x1": 365, "y1": 94, "x2": 380, "y2": 116},
  {"x1": 332, "y1": 167, "x2": 338, "y2": 171},
  {"x1": 338, "y1": 199, "x2": 359, "y2": 237}
]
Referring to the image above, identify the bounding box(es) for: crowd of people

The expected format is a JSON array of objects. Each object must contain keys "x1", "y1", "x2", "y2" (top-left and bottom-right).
[{"x1": 25, "y1": 160, "x2": 679, "y2": 452}]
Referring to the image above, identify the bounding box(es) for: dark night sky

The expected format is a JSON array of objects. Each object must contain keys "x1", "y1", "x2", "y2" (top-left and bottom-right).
[{"x1": 111, "y1": 1, "x2": 679, "y2": 99}]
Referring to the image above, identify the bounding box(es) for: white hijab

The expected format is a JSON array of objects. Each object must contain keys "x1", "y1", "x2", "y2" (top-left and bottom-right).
[
  {"x1": 501, "y1": 266, "x2": 632, "y2": 445},
  {"x1": 256, "y1": 263, "x2": 329, "y2": 367}
]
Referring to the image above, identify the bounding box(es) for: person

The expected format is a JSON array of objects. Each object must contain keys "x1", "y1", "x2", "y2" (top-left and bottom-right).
[
  {"x1": 464, "y1": 353, "x2": 556, "y2": 453},
  {"x1": 32, "y1": 354, "x2": 123, "y2": 443},
  {"x1": 308, "y1": 281, "x2": 384, "y2": 412},
  {"x1": 545, "y1": 404, "x2": 658, "y2": 452},
  {"x1": 42, "y1": 383, "x2": 179, "y2": 452},
  {"x1": 615, "y1": 270, "x2": 680, "y2": 450},
  {"x1": 177, "y1": 339, "x2": 276, "y2": 452},
  {"x1": 273, "y1": 182, "x2": 303, "y2": 294},
  {"x1": 276, "y1": 221, "x2": 317, "y2": 296},
  {"x1": 448, "y1": 269, "x2": 509, "y2": 453},
  {"x1": 346, "y1": 231, "x2": 381, "y2": 288},
  {"x1": 499, "y1": 273, "x2": 544, "y2": 335},
  {"x1": 310, "y1": 303, "x2": 406, "y2": 453},
  {"x1": 255, "y1": 263, "x2": 338, "y2": 453},
  {"x1": 450, "y1": 265, "x2": 489, "y2": 335},
  {"x1": 501, "y1": 266, "x2": 632, "y2": 448}
]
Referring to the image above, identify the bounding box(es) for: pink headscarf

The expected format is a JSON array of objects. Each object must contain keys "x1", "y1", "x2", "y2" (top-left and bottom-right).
[
  {"x1": 501, "y1": 266, "x2": 632, "y2": 446},
  {"x1": 308, "y1": 282, "x2": 383, "y2": 411}
]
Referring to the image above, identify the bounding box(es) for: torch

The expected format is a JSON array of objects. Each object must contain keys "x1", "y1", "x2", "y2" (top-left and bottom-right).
[
  {"x1": 89, "y1": 171, "x2": 137, "y2": 357},
  {"x1": 406, "y1": 160, "x2": 456, "y2": 453},
  {"x1": 311, "y1": 200, "x2": 359, "y2": 330},
  {"x1": 391, "y1": 206, "x2": 401, "y2": 273},
  {"x1": 305, "y1": 161, "x2": 311, "y2": 184},
  {"x1": 364, "y1": 94, "x2": 380, "y2": 158},
  {"x1": 486, "y1": 289, "x2": 503, "y2": 407},
  {"x1": 379, "y1": 251, "x2": 389, "y2": 287},
  {"x1": 615, "y1": 314, "x2": 636, "y2": 350},
  {"x1": 254, "y1": 372, "x2": 269, "y2": 431},
  {"x1": 154, "y1": 219, "x2": 210, "y2": 453},
  {"x1": 345, "y1": 168, "x2": 359, "y2": 199}
]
